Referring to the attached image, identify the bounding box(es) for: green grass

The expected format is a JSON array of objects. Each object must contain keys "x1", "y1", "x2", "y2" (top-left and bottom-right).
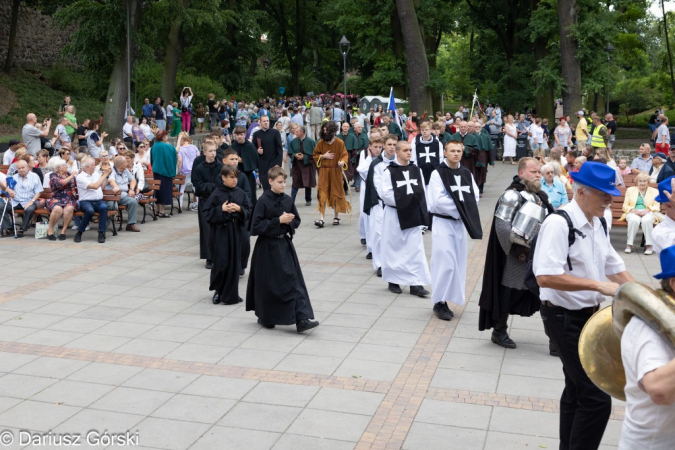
[
  {"x1": 0, "y1": 69, "x2": 105, "y2": 144},
  {"x1": 615, "y1": 107, "x2": 675, "y2": 129}
]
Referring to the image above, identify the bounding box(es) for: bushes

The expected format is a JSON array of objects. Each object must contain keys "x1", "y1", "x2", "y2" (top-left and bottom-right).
[{"x1": 612, "y1": 77, "x2": 664, "y2": 127}]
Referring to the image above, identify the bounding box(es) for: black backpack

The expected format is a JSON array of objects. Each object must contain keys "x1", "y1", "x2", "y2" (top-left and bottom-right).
[{"x1": 524, "y1": 210, "x2": 607, "y2": 296}]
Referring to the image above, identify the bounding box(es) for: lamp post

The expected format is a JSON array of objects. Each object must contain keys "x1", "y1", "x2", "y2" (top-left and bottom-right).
[
  {"x1": 339, "y1": 35, "x2": 350, "y2": 113},
  {"x1": 263, "y1": 58, "x2": 270, "y2": 96},
  {"x1": 605, "y1": 43, "x2": 614, "y2": 114}
]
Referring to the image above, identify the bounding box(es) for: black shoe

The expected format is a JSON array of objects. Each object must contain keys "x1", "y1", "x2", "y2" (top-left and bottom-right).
[
  {"x1": 296, "y1": 319, "x2": 319, "y2": 333},
  {"x1": 366, "y1": 252, "x2": 372, "y2": 260},
  {"x1": 360, "y1": 238, "x2": 366, "y2": 246},
  {"x1": 74, "y1": 232, "x2": 82, "y2": 243},
  {"x1": 239, "y1": 269, "x2": 245, "y2": 277},
  {"x1": 212, "y1": 293, "x2": 220, "y2": 304},
  {"x1": 98, "y1": 232, "x2": 106, "y2": 243},
  {"x1": 377, "y1": 267, "x2": 382, "y2": 277},
  {"x1": 410, "y1": 285, "x2": 430, "y2": 297},
  {"x1": 433, "y1": 302, "x2": 453, "y2": 321},
  {"x1": 257, "y1": 318, "x2": 275, "y2": 329},
  {"x1": 388, "y1": 283, "x2": 402, "y2": 294},
  {"x1": 47, "y1": 233, "x2": 57, "y2": 241},
  {"x1": 491, "y1": 329, "x2": 517, "y2": 349},
  {"x1": 549, "y1": 341, "x2": 559, "y2": 357},
  {"x1": 205, "y1": 260, "x2": 213, "y2": 270},
  {"x1": 306, "y1": 201, "x2": 311, "y2": 206}
]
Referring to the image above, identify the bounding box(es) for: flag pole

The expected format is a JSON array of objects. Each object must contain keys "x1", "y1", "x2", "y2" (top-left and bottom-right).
[{"x1": 469, "y1": 88, "x2": 477, "y2": 120}]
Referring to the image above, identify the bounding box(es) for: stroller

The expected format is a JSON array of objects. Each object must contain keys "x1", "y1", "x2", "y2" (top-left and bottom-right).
[{"x1": 0, "y1": 177, "x2": 18, "y2": 238}]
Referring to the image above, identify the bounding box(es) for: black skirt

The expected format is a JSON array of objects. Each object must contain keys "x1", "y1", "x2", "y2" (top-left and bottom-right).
[{"x1": 154, "y1": 173, "x2": 174, "y2": 205}]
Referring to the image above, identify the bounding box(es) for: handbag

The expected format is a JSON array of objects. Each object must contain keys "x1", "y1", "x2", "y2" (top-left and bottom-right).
[{"x1": 35, "y1": 220, "x2": 58, "y2": 239}]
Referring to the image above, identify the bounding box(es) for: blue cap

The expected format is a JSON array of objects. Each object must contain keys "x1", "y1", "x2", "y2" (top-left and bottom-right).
[
  {"x1": 569, "y1": 161, "x2": 621, "y2": 196},
  {"x1": 654, "y1": 245, "x2": 675, "y2": 279},
  {"x1": 655, "y1": 176, "x2": 675, "y2": 203}
]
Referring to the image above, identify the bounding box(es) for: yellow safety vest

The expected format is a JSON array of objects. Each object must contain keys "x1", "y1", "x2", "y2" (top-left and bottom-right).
[{"x1": 591, "y1": 124, "x2": 607, "y2": 148}]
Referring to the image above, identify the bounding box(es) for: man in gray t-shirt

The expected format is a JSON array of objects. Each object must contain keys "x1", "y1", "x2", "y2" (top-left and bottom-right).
[
  {"x1": 54, "y1": 117, "x2": 72, "y2": 150},
  {"x1": 22, "y1": 113, "x2": 52, "y2": 156}
]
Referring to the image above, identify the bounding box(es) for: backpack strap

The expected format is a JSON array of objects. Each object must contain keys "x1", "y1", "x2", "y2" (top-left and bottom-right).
[{"x1": 551, "y1": 210, "x2": 586, "y2": 271}]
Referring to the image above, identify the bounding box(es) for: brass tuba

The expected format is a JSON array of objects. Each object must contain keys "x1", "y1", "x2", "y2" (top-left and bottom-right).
[{"x1": 578, "y1": 282, "x2": 675, "y2": 401}]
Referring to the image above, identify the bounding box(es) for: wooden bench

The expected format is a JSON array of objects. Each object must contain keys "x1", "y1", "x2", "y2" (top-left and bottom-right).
[
  {"x1": 170, "y1": 174, "x2": 187, "y2": 215},
  {"x1": 140, "y1": 179, "x2": 160, "y2": 223}
]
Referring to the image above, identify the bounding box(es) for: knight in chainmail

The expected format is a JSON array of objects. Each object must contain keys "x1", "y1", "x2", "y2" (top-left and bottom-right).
[{"x1": 478, "y1": 157, "x2": 554, "y2": 349}]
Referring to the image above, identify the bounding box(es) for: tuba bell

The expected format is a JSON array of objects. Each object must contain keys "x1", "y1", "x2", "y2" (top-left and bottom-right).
[{"x1": 578, "y1": 282, "x2": 675, "y2": 401}]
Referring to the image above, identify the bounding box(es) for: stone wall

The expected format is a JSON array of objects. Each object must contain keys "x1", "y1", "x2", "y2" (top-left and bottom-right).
[{"x1": 0, "y1": 2, "x2": 72, "y2": 70}]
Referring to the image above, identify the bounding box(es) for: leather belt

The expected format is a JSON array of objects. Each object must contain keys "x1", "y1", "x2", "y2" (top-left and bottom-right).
[
  {"x1": 542, "y1": 301, "x2": 599, "y2": 315},
  {"x1": 274, "y1": 234, "x2": 287, "y2": 239},
  {"x1": 431, "y1": 212, "x2": 460, "y2": 221}
]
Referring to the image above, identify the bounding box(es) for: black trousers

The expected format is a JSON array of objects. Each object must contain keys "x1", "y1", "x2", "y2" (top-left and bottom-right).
[
  {"x1": 540, "y1": 303, "x2": 611, "y2": 450},
  {"x1": 243, "y1": 171, "x2": 257, "y2": 207},
  {"x1": 197, "y1": 199, "x2": 211, "y2": 260},
  {"x1": 291, "y1": 187, "x2": 311, "y2": 203}
]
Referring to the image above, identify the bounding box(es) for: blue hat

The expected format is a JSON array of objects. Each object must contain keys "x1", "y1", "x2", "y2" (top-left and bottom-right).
[
  {"x1": 655, "y1": 176, "x2": 675, "y2": 203},
  {"x1": 569, "y1": 161, "x2": 621, "y2": 196},
  {"x1": 654, "y1": 245, "x2": 675, "y2": 279}
]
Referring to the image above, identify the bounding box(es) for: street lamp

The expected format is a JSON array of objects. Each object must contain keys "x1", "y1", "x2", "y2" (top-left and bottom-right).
[
  {"x1": 263, "y1": 58, "x2": 270, "y2": 96},
  {"x1": 605, "y1": 43, "x2": 615, "y2": 114},
  {"x1": 339, "y1": 35, "x2": 350, "y2": 113}
]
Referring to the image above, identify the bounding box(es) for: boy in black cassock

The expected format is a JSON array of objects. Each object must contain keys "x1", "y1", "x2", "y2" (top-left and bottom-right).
[
  {"x1": 192, "y1": 142, "x2": 224, "y2": 269},
  {"x1": 203, "y1": 165, "x2": 251, "y2": 305},
  {"x1": 231, "y1": 126, "x2": 259, "y2": 207},
  {"x1": 222, "y1": 147, "x2": 252, "y2": 276},
  {"x1": 246, "y1": 167, "x2": 319, "y2": 333}
]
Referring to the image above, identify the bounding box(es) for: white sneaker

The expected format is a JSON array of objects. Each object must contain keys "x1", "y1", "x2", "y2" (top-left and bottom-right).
[{"x1": 71, "y1": 225, "x2": 78, "y2": 230}]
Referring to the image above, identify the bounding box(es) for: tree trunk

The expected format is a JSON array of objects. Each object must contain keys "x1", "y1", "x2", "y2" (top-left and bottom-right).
[
  {"x1": 662, "y1": 0, "x2": 675, "y2": 104},
  {"x1": 395, "y1": 0, "x2": 432, "y2": 113},
  {"x1": 3, "y1": 0, "x2": 21, "y2": 73},
  {"x1": 558, "y1": 0, "x2": 583, "y2": 119},
  {"x1": 160, "y1": 4, "x2": 186, "y2": 105},
  {"x1": 101, "y1": 0, "x2": 141, "y2": 140}
]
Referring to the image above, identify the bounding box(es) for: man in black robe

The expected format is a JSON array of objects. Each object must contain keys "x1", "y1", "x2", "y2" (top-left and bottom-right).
[
  {"x1": 478, "y1": 157, "x2": 554, "y2": 349},
  {"x1": 246, "y1": 167, "x2": 319, "y2": 333},
  {"x1": 231, "y1": 126, "x2": 259, "y2": 207},
  {"x1": 203, "y1": 165, "x2": 251, "y2": 305},
  {"x1": 287, "y1": 125, "x2": 316, "y2": 206},
  {"x1": 450, "y1": 121, "x2": 480, "y2": 180},
  {"x1": 192, "y1": 142, "x2": 223, "y2": 269},
  {"x1": 252, "y1": 115, "x2": 283, "y2": 191}
]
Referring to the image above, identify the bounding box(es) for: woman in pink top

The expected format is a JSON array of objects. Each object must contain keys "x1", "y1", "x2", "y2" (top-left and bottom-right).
[{"x1": 176, "y1": 132, "x2": 200, "y2": 209}]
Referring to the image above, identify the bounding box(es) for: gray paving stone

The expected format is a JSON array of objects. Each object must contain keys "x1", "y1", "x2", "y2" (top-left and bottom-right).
[
  {"x1": 4, "y1": 313, "x2": 63, "y2": 329},
  {"x1": 89, "y1": 387, "x2": 173, "y2": 415},
  {"x1": 76, "y1": 305, "x2": 133, "y2": 320},
  {"x1": 243, "y1": 382, "x2": 320, "y2": 408},
  {"x1": 92, "y1": 321, "x2": 157, "y2": 338},
  {"x1": 489, "y1": 406, "x2": 559, "y2": 438},
  {"x1": 13, "y1": 357, "x2": 90, "y2": 380},
  {"x1": 59, "y1": 292, "x2": 114, "y2": 306},
  {"x1": 322, "y1": 313, "x2": 379, "y2": 329},
  {"x1": 63, "y1": 334, "x2": 130, "y2": 352},
  {"x1": 415, "y1": 399, "x2": 492, "y2": 430},
  {"x1": 188, "y1": 330, "x2": 252, "y2": 347},
  {"x1": 122, "y1": 368, "x2": 200, "y2": 393},
  {"x1": 307, "y1": 388, "x2": 384, "y2": 416},
  {"x1": 0, "y1": 400, "x2": 81, "y2": 431},
  {"x1": 0, "y1": 326, "x2": 36, "y2": 342},
  {"x1": 446, "y1": 336, "x2": 506, "y2": 357},
  {"x1": 48, "y1": 317, "x2": 109, "y2": 333},
  {"x1": 287, "y1": 409, "x2": 371, "y2": 442},
  {"x1": 151, "y1": 394, "x2": 235, "y2": 423},
  {"x1": 66, "y1": 362, "x2": 144, "y2": 386},
  {"x1": 18, "y1": 329, "x2": 84, "y2": 347},
  {"x1": 160, "y1": 313, "x2": 221, "y2": 329},
  {"x1": 274, "y1": 354, "x2": 343, "y2": 376},
  {"x1": 360, "y1": 329, "x2": 419, "y2": 348},
  {"x1": 134, "y1": 417, "x2": 210, "y2": 450},
  {"x1": 380, "y1": 306, "x2": 433, "y2": 321},
  {"x1": 333, "y1": 359, "x2": 401, "y2": 382},
  {"x1": 291, "y1": 339, "x2": 355, "y2": 358},
  {"x1": 496, "y1": 374, "x2": 565, "y2": 399},
  {"x1": 180, "y1": 375, "x2": 257, "y2": 400},
  {"x1": 272, "y1": 434, "x2": 355, "y2": 450},
  {"x1": 190, "y1": 426, "x2": 279, "y2": 450},
  {"x1": 97, "y1": 295, "x2": 154, "y2": 309},
  {"x1": 164, "y1": 343, "x2": 233, "y2": 364},
  {"x1": 403, "y1": 422, "x2": 486, "y2": 450},
  {"x1": 139, "y1": 325, "x2": 202, "y2": 343},
  {"x1": 30, "y1": 380, "x2": 114, "y2": 407},
  {"x1": 53, "y1": 409, "x2": 143, "y2": 438},
  {"x1": 239, "y1": 334, "x2": 305, "y2": 353},
  {"x1": 219, "y1": 402, "x2": 302, "y2": 432},
  {"x1": 0, "y1": 397, "x2": 21, "y2": 414},
  {"x1": 307, "y1": 325, "x2": 368, "y2": 343},
  {"x1": 438, "y1": 352, "x2": 502, "y2": 373},
  {"x1": 0, "y1": 352, "x2": 39, "y2": 372},
  {"x1": 118, "y1": 310, "x2": 177, "y2": 325},
  {"x1": 348, "y1": 343, "x2": 412, "y2": 364},
  {"x1": 430, "y1": 368, "x2": 499, "y2": 392},
  {"x1": 30, "y1": 302, "x2": 91, "y2": 317},
  {"x1": 220, "y1": 349, "x2": 288, "y2": 370},
  {"x1": 483, "y1": 431, "x2": 560, "y2": 450}
]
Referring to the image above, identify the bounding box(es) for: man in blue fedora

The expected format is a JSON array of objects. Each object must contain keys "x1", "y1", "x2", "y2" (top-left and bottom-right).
[
  {"x1": 534, "y1": 161, "x2": 634, "y2": 449},
  {"x1": 653, "y1": 176, "x2": 675, "y2": 255},
  {"x1": 618, "y1": 244, "x2": 675, "y2": 449}
]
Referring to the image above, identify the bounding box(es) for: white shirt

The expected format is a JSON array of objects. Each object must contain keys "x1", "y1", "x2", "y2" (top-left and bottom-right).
[
  {"x1": 122, "y1": 122, "x2": 134, "y2": 138},
  {"x1": 653, "y1": 215, "x2": 675, "y2": 254},
  {"x1": 533, "y1": 199, "x2": 626, "y2": 309},
  {"x1": 76, "y1": 170, "x2": 104, "y2": 201},
  {"x1": 140, "y1": 124, "x2": 154, "y2": 140},
  {"x1": 529, "y1": 124, "x2": 544, "y2": 143},
  {"x1": 657, "y1": 124, "x2": 670, "y2": 144},
  {"x1": 619, "y1": 316, "x2": 675, "y2": 450},
  {"x1": 3, "y1": 149, "x2": 15, "y2": 165}
]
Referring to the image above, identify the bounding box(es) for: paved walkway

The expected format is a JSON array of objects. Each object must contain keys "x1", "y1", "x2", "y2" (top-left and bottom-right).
[{"x1": 0, "y1": 163, "x2": 659, "y2": 450}]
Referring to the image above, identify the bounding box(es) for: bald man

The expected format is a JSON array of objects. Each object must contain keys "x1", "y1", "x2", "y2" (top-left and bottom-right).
[{"x1": 22, "y1": 113, "x2": 52, "y2": 157}]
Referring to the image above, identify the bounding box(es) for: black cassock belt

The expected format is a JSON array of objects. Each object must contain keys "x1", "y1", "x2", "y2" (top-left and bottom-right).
[{"x1": 431, "y1": 212, "x2": 460, "y2": 221}]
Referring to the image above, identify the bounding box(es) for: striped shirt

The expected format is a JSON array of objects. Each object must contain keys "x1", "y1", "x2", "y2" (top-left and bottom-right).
[{"x1": 11, "y1": 171, "x2": 43, "y2": 206}]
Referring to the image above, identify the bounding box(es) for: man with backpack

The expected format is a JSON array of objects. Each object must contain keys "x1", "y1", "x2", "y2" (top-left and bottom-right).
[
  {"x1": 533, "y1": 162, "x2": 634, "y2": 450},
  {"x1": 478, "y1": 157, "x2": 554, "y2": 349}
]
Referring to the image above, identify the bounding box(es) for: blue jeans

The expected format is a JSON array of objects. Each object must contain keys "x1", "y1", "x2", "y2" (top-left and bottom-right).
[
  {"x1": 79, "y1": 200, "x2": 108, "y2": 233},
  {"x1": 156, "y1": 120, "x2": 166, "y2": 131}
]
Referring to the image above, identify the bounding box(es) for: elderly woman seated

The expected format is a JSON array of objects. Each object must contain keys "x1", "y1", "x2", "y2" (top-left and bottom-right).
[
  {"x1": 46, "y1": 158, "x2": 78, "y2": 241},
  {"x1": 621, "y1": 172, "x2": 661, "y2": 255},
  {"x1": 540, "y1": 163, "x2": 569, "y2": 209}
]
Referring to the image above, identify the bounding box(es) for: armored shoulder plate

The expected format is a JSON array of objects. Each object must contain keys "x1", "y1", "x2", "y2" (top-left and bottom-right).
[{"x1": 495, "y1": 189, "x2": 522, "y2": 222}]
